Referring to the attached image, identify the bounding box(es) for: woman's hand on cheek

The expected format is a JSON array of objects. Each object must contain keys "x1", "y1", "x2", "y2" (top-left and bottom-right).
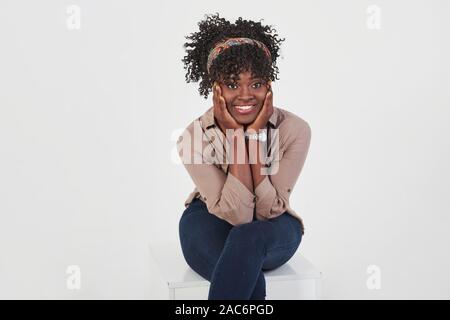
[
  {"x1": 213, "y1": 82, "x2": 243, "y2": 132},
  {"x1": 247, "y1": 83, "x2": 273, "y2": 132}
]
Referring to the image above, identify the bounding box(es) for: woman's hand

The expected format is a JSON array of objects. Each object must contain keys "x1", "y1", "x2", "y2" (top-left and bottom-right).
[
  {"x1": 213, "y1": 82, "x2": 243, "y2": 133},
  {"x1": 247, "y1": 83, "x2": 273, "y2": 132}
]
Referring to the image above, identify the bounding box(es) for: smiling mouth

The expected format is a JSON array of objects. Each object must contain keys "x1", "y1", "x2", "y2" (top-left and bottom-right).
[{"x1": 233, "y1": 104, "x2": 257, "y2": 115}]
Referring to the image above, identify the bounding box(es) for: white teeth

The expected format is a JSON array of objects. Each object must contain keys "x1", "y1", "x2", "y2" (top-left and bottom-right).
[{"x1": 235, "y1": 105, "x2": 254, "y2": 110}]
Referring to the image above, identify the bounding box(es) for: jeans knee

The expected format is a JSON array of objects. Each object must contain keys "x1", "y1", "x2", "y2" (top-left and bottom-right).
[{"x1": 227, "y1": 222, "x2": 266, "y2": 248}]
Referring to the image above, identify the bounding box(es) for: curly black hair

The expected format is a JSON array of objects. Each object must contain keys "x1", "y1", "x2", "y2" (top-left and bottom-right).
[{"x1": 182, "y1": 13, "x2": 285, "y2": 99}]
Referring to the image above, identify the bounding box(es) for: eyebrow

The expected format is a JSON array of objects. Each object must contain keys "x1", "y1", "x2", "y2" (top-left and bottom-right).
[{"x1": 228, "y1": 77, "x2": 262, "y2": 82}]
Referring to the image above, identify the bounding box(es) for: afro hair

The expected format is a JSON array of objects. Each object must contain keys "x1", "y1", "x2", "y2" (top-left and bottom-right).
[{"x1": 182, "y1": 12, "x2": 285, "y2": 99}]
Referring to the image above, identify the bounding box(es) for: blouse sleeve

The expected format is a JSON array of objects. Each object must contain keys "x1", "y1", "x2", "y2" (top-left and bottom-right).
[
  {"x1": 253, "y1": 122, "x2": 311, "y2": 219},
  {"x1": 177, "y1": 124, "x2": 255, "y2": 225}
]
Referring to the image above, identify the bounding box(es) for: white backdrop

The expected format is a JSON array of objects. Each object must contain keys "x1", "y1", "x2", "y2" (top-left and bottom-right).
[{"x1": 1, "y1": 0, "x2": 449, "y2": 299}]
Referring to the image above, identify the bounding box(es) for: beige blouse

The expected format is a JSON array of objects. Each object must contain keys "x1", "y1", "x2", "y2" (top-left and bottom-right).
[{"x1": 177, "y1": 106, "x2": 311, "y2": 235}]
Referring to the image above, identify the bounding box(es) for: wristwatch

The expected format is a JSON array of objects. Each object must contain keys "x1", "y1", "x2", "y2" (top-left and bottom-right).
[{"x1": 245, "y1": 130, "x2": 267, "y2": 142}]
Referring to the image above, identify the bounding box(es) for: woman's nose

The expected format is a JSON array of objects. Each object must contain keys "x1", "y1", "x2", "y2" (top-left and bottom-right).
[{"x1": 237, "y1": 86, "x2": 253, "y2": 100}]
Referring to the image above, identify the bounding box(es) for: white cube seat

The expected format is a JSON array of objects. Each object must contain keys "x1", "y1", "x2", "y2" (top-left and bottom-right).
[{"x1": 150, "y1": 242, "x2": 322, "y2": 300}]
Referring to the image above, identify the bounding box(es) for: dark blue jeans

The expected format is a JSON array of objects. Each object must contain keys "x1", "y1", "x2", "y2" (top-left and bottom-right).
[{"x1": 179, "y1": 197, "x2": 303, "y2": 300}]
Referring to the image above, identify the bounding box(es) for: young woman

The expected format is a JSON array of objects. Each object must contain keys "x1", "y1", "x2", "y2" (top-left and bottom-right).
[{"x1": 177, "y1": 13, "x2": 312, "y2": 300}]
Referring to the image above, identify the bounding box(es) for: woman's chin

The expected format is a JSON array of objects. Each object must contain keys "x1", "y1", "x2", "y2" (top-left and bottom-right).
[
  {"x1": 235, "y1": 120, "x2": 254, "y2": 126},
  {"x1": 232, "y1": 114, "x2": 257, "y2": 125}
]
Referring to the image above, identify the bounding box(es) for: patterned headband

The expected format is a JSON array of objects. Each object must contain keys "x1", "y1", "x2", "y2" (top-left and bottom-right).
[{"x1": 206, "y1": 37, "x2": 272, "y2": 74}]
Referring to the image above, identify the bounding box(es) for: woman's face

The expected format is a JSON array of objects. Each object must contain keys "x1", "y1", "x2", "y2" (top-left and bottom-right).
[{"x1": 217, "y1": 71, "x2": 270, "y2": 125}]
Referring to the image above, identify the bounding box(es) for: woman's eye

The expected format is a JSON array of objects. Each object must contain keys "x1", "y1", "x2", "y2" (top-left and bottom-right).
[{"x1": 226, "y1": 83, "x2": 262, "y2": 89}]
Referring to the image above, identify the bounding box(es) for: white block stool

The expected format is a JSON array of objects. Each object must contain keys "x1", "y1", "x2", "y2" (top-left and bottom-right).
[{"x1": 150, "y1": 242, "x2": 322, "y2": 300}]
